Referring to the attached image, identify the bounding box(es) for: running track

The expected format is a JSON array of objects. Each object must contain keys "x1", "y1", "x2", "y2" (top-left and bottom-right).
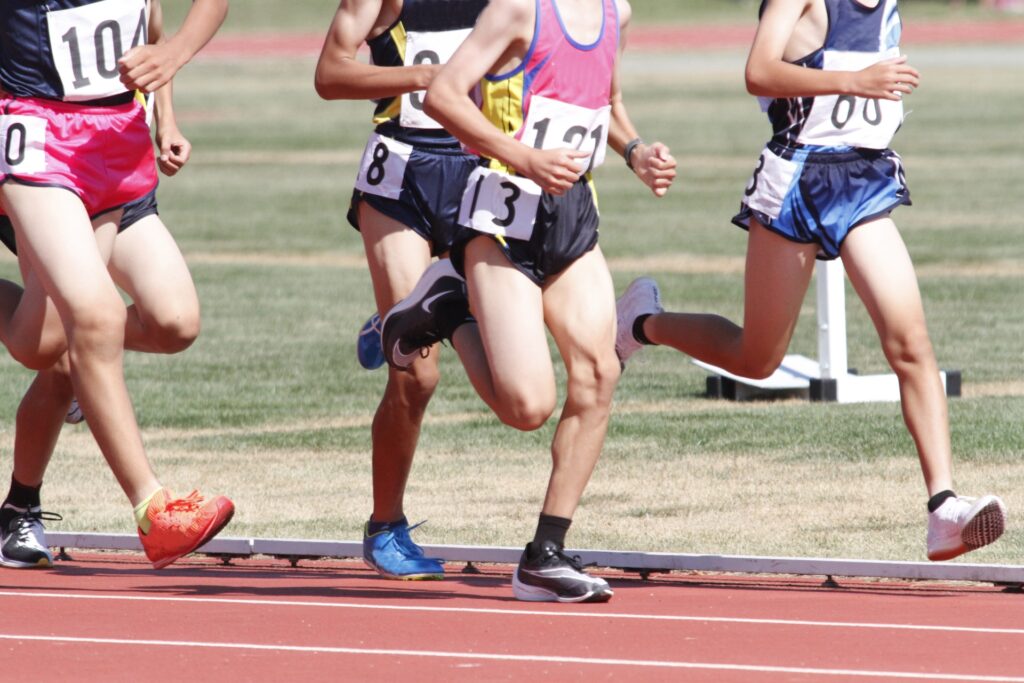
[{"x1": 2, "y1": 553, "x2": 1022, "y2": 682}]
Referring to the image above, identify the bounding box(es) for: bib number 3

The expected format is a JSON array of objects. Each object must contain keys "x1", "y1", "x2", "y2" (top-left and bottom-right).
[
  {"x1": 0, "y1": 116, "x2": 47, "y2": 175},
  {"x1": 354, "y1": 133, "x2": 413, "y2": 200},
  {"x1": 458, "y1": 166, "x2": 541, "y2": 241}
]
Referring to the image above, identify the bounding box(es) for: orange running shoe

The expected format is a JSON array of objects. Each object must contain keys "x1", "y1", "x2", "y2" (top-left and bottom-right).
[{"x1": 138, "y1": 489, "x2": 235, "y2": 569}]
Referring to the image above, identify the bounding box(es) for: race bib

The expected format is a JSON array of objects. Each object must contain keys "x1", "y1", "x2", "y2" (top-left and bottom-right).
[
  {"x1": 47, "y1": 0, "x2": 148, "y2": 102},
  {"x1": 798, "y1": 48, "x2": 904, "y2": 150},
  {"x1": 0, "y1": 115, "x2": 47, "y2": 174},
  {"x1": 354, "y1": 133, "x2": 413, "y2": 200},
  {"x1": 458, "y1": 166, "x2": 542, "y2": 242},
  {"x1": 520, "y1": 95, "x2": 611, "y2": 175},
  {"x1": 400, "y1": 29, "x2": 472, "y2": 129},
  {"x1": 741, "y1": 147, "x2": 799, "y2": 221}
]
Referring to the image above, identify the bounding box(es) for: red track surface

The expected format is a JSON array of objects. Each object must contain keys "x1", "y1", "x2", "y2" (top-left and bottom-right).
[
  {"x1": 2, "y1": 553, "x2": 1022, "y2": 682},
  {"x1": 199, "y1": 20, "x2": 1024, "y2": 59}
]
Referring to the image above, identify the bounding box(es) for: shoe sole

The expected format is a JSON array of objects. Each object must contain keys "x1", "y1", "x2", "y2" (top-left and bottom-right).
[
  {"x1": 928, "y1": 497, "x2": 1007, "y2": 561},
  {"x1": 362, "y1": 557, "x2": 444, "y2": 581},
  {"x1": 512, "y1": 573, "x2": 614, "y2": 603},
  {"x1": 151, "y1": 500, "x2": 235, "y2": 570},
  {"x1": 962, "y1": 497, "x2": 1006, "y2": 551},
  {"x1": 0, "y1": 554, "x2": 53, "y2": 569}
]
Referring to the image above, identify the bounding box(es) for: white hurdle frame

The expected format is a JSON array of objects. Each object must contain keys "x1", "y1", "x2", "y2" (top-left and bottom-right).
[
  {"x1": 45, "y1": 532, "x2": 1024, "y2": 587},
  {"x1": 694, "y1": 259, "x2": 961, "y2": 402}
]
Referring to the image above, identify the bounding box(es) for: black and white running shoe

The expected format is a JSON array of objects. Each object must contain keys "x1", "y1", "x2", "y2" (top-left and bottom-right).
[
  {"x1": 512, "y1": 540, "x2": 613, "y2": 603},
  {"x1": 382, "y1": 259, "x2": 469, "y2": 370},
  {"x1": 0, "y1": 506, "x2": 61, "y2": 569}
]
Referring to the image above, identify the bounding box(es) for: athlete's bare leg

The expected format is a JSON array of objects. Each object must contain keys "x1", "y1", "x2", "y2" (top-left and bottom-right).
[
  {"x1": 642, "y1": 220, "x2": 819, "y2": 379},
  {"x1": 840, "y1": 217, "x2": 953, "y2": 495},
  {"x1": 360, "y1": 203, "x2": 440, "y2": 524},
  {"x1": 538, "y1": 246, "x2": 619, "y2": 518},
  {"x1": 1, "y1": 184, "x2": 159, "y2": 506},
  {"x1": 109, "y1": 214, "x2": 201, "y2": 354},
  {"x1": 452, "y1": 235, "x2": 557, "y2": 430}
]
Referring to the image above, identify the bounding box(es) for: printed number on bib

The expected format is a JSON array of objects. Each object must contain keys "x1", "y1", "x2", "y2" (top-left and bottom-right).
[
  {"x1": 400, "y1": 29, "x2": 472, "y2": 129},
  {"x1": 458, "y1": 167, "x2": 541, "y2": 241},
  {"x1": 354, "y1": 133, "x2": 413, "y2": 200},
  {"x1": 797, "y1": 49, "x2": 904, "y2": 150},
  {"x1": 0, "y1": 116, "x2": 47, "y2": 174},
  {"x1": 47, "y1": 0, "x2": 148, "y2": 102},
  {"x1": 520, "y1": 95, "x2": 611, "y2": 175},
  {"x1": 742, "y1": 148, "x2": 799, "y2": 221}
]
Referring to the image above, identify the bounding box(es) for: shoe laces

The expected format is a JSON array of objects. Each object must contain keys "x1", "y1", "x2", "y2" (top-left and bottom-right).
[
  {"x1": 547, "y1": 546, "x2": 593, "y2": 572},
  {"x1": 162, "y1": 491, "x2": 205, "y2": 513},
  {"x1": 9, "y1": 509, "x2": 62, "y2": 540}
]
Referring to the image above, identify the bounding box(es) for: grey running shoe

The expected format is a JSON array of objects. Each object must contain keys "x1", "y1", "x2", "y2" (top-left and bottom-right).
[
  {"x1": 382, "y1": 259, "x2": 468, "y2": 370},
  {"x1": 0, "y1": 506, "x2": 62, "y2": 568},
  {"x1": 927, "y1": 494, "x2": 1007, "y2": 561},
  {"x1": 615, "y1": 277, "x2": 662, "y2": 366},
  {"x1": 512, "y1": 540, "x2": 613, "y2": 603}
]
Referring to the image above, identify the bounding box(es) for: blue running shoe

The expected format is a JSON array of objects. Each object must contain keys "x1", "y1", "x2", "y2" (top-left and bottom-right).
[
  {"x1": 357, "y1": 313, "x2": 385, "y2": 370},
  {"x1": 363, "y1": 520, "x2": 444, "y2": 580}
]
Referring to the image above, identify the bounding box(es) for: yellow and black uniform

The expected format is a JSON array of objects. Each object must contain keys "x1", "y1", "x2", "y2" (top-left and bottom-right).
[{"x1": 347, "y1": 0, "x2": 487, "y2": 256}]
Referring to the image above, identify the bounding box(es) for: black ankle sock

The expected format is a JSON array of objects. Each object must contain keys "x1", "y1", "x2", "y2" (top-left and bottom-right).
[
  {"x1": 1, "y1": 477, "x2": 41, "y2": 527},
  {"x1": 528, "y1": 514, "x2": 572, "y2": 557},
  {"x1": 928, "y1": 489, "x2": 957, "y2": 513},
  {"x1": 633, "y1": 314, "x2": 654, "y2": 345},
  {"x1": 367, "y1": 515, "x2": 407, "y2": 535}
]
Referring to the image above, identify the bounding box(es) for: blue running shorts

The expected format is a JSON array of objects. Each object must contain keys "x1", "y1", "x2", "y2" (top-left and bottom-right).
[{"x1": 733, "y1": 142, "x2": 911, "y2": 260}]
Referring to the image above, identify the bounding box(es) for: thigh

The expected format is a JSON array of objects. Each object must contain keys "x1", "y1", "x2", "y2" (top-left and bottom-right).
[
  {"x1": 542, "y1": 245, "x2": 616, "y2": 373},
  {"x1": 465, "y1": 236, "x2": 555, "y2": 398},
  {"x1": 742, "y1": 219, "x2": 819, "y2": 354},
  {"x1": 2, "y1": 184, "x2": 120, "y2": 320},
  {"x1": 359, "y1": 202, "x2": 434, "y2": 314},
  {"x1": 840, "y1": 217, "x2": 927, "y2": 338},
  {"x1": 108, "y1": 214, "x2": 198, "y2": 318}
]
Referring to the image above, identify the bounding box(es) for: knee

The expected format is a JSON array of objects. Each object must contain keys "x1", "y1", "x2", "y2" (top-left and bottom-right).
[
  {"x1": 567, "y1": 351, "x2": 621, "y2": 411},
  {"x1": 731, "y1": 351, "x2": 785, "y2": 380},
  {"x1": 143, "y1": 306, "x2": 201, "y2": 354},
  {"x1": 882, "y1": 325, "x2": 935, "y2": 374},
  {"x1": 68, "y1": 299, "x2": 128, "y2": 351},
  {"x1": 499, "y1": 395, "x2": 556, "y2": 431},
  {"x1": 389, "y1": 358, "x2": 441, "y2": 406}
]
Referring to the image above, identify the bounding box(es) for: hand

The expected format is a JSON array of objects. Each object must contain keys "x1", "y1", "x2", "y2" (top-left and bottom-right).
[
  {"x1": 851, "y1": 55, "x2": 919, "y2": 101},
  {"x1": 521, "y1": 148, "x2": 588, "y2": 195},
  {"x1": 631, "y1": 142, "x2": 677, "y2": 197},
  {"x1": 155, "y1": 125, "x2": 192, "y2": 176},
  {"x1": 119, "y1": 43, "x2": 185, "y2": 93}
]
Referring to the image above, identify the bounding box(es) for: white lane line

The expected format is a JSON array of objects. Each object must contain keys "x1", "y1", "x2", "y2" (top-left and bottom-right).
[
  {"x1": 1, "y1": 590, "x2": 1022, "y2": 636},
  {"x1": 0, "y1": 633, "x2": 1021, "y2": 681}
]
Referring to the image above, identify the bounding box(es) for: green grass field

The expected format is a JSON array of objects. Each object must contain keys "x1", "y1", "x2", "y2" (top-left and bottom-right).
[{"x1": 0, "y1": 13, "x2": 1021, "y2": 564}]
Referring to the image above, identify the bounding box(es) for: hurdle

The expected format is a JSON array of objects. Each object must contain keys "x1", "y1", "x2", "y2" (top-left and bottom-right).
[{"x1": 694, "y1": 258, "x2": 961, "y2": 402}]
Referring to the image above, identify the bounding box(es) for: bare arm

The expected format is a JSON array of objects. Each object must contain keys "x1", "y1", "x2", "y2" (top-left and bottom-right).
[
  {"x1": 314, "y1": 0, "x2": 439, "y2": 100},
  {"x1": 119, "y1": 0, "x2": 230, "y2": 93},
  {"x1": 148, "y1": 0, "x2": 191, "y2": 176},
  {"x1": 606, "y1": 1, "x2": 675, "y2": 197},
  {"x1": 424, "y1": 0, "x2": 585, "y2": 194},
  {"x1": 746, "y1": 0, "x2": 918, "y2": 101}
]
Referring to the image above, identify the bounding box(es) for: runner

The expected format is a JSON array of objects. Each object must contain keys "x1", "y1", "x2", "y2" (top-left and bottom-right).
[{"x1": 615, "y1": 0, "x2": 1006, "y2": 561}]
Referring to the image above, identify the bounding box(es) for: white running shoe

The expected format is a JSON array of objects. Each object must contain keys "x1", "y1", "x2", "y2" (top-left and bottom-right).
[
  {"x1": 65, "y1": 398, "x2": 85, "y2": 424},
  {"x1": 615, "y1": 277, "x2": 663, "y2": 365},
  {"x1": 926, "y1": 494, "x2": 1007, "y2": 561}
]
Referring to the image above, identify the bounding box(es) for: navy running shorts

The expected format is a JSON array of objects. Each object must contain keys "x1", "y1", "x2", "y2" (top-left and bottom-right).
[{"x1": 348, "y1": 135, "x2": 479, "y2": 257}]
